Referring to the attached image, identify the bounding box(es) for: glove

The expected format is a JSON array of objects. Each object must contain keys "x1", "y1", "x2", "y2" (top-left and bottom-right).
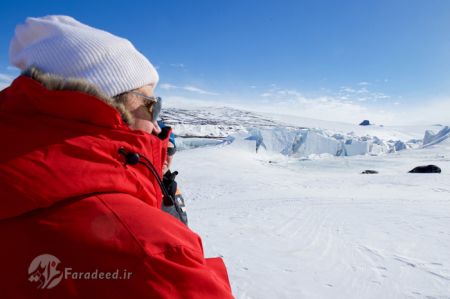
[
  {"x1": 157, "y1": 126, "x2": 172, "y2": 140},
  {"x1": 161, "y1": 170, "x2": 188, "y2": 226},
  {"x1": 163, "y1": 170, "x2": 178, "y2": 205}
]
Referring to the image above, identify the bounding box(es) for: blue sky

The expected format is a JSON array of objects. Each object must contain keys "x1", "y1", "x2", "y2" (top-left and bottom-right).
[{"x1": 1, "y1": 0, "x2": 450, "y2": 124}]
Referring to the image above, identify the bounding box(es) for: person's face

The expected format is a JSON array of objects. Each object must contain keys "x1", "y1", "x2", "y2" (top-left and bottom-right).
[{"x1": 125, "y1": 84, "x2": 161, "y2": 135}]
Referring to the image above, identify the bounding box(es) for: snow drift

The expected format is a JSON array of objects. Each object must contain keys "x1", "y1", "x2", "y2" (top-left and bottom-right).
[{"x1": 422, "y1": 126, "x2": 450, "y2": 147}]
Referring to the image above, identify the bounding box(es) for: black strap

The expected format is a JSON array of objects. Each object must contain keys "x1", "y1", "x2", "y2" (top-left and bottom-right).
[{"x1": 118, "y1": 148, "x2": 184, "y2": 217}]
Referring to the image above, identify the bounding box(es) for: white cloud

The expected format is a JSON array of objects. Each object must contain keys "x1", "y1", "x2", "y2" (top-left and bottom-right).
[
  {"x1": 160, "y1": 83, "x2": 178, "y2": 90},
  {"x1": 0, "y1": 73, "x2": 14, "y2": 91},
  {"x1": 0, "y1": 73, "x2": 14, "y2": 82},
  {"x1": 162, "y1": 86, "x2": 449, "y2": 126},
  {"x1": 170, "y1": 63, "x2": 185, "y2": 68},
  {"x1": 260, "y1": 88, "x2": 303, "y2": 99},
  {"x1": 338, "y1": 85, "x2": 390, "y2": 102},
  {"x1": 7, "y1": 66, "x2": 20, "y2": 71},
  {"x1": 251, "y1": 86, "x2": 399, "y2": 124},
  {"x1": 358, "y1": 81, "x2": 370, "y2": 86},
  {"x1": 251, "y1": 85, "x2": 450, "y2": 125},
  {"x1": 158, "y1": 82, "x2": 219, "y2": 95},
  {"x1": 161, "y1": 80, "x2": 448, "y2": 126},
  {"x1": 183, "y1": 85, "x2": 219, "y2": 95}
]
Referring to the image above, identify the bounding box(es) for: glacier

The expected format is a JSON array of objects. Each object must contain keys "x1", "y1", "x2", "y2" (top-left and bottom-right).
[{"x1": 162, "y1": 107, "x2": 427, "y2": 158}]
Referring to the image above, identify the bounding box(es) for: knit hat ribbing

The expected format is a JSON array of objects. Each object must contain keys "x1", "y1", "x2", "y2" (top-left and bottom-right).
[{"x1": 9, "y1": 15, "x2": 158, "y2": 97}]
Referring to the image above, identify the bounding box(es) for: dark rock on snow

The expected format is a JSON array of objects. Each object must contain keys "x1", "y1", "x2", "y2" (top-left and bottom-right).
[
  {"x1": 361, "y1": 170, "x2": 378, "y2": 174},
  {"x1": 408, "y1": 165, "x2": 441, "y2": 173},
  {"x1": 359, "y1": 119, "x2": 370, "y2": 126},
  {"x1": 359, "y1": 120, "x2": 371, "y2": 126}
]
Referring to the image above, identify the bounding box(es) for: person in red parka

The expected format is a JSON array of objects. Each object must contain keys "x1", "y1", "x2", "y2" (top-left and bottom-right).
[{"x1": 0, "y1": 15, "x2": 233, "y2": 298}]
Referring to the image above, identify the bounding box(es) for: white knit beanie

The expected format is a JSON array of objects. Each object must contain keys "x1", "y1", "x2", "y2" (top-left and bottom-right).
[{"x1": 9, "y1": 15, "x2": 159, "y2": 97}]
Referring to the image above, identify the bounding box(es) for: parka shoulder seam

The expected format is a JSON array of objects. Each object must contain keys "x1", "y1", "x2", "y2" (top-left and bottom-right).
[
  {"x1": 95, "y1": 194, "x2": 149, "y2": 258},
  {"x1": 94, "y1": 194, "x2": 203, "y2": 258}
]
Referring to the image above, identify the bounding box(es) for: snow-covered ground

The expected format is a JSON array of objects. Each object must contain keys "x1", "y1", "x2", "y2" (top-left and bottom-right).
[{"x1": 167, "y1": 107, "x2": 450, "y2": 299}]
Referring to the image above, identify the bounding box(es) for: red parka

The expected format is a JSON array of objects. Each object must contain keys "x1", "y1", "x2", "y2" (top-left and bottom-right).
[{"x1": 0, "y1": 76, "x2": 233, "y2": 298}]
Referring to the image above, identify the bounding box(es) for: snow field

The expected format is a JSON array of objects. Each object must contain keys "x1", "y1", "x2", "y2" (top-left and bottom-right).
[{"x1": 174, "y1": 137, "x2": 450, "y2": 299}]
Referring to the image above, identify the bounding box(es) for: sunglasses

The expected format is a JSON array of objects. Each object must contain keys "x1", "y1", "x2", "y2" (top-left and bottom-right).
[{"x1": 129, "y1": 91, "x2": 162, "y2": 120}]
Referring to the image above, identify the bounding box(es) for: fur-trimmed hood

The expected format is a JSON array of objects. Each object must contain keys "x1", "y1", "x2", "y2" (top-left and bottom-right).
[
  {"x1": 22, "y1": 67, "x2": 134, "y2": 126},
  {"x1": 0, "y1": 73, "x2": 168, "y2": 219}
]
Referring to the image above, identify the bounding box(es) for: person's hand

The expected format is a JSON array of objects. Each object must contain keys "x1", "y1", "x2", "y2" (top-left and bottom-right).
[{"x1": 163, "y1": 170, "x2": 178, "y2": 202}]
